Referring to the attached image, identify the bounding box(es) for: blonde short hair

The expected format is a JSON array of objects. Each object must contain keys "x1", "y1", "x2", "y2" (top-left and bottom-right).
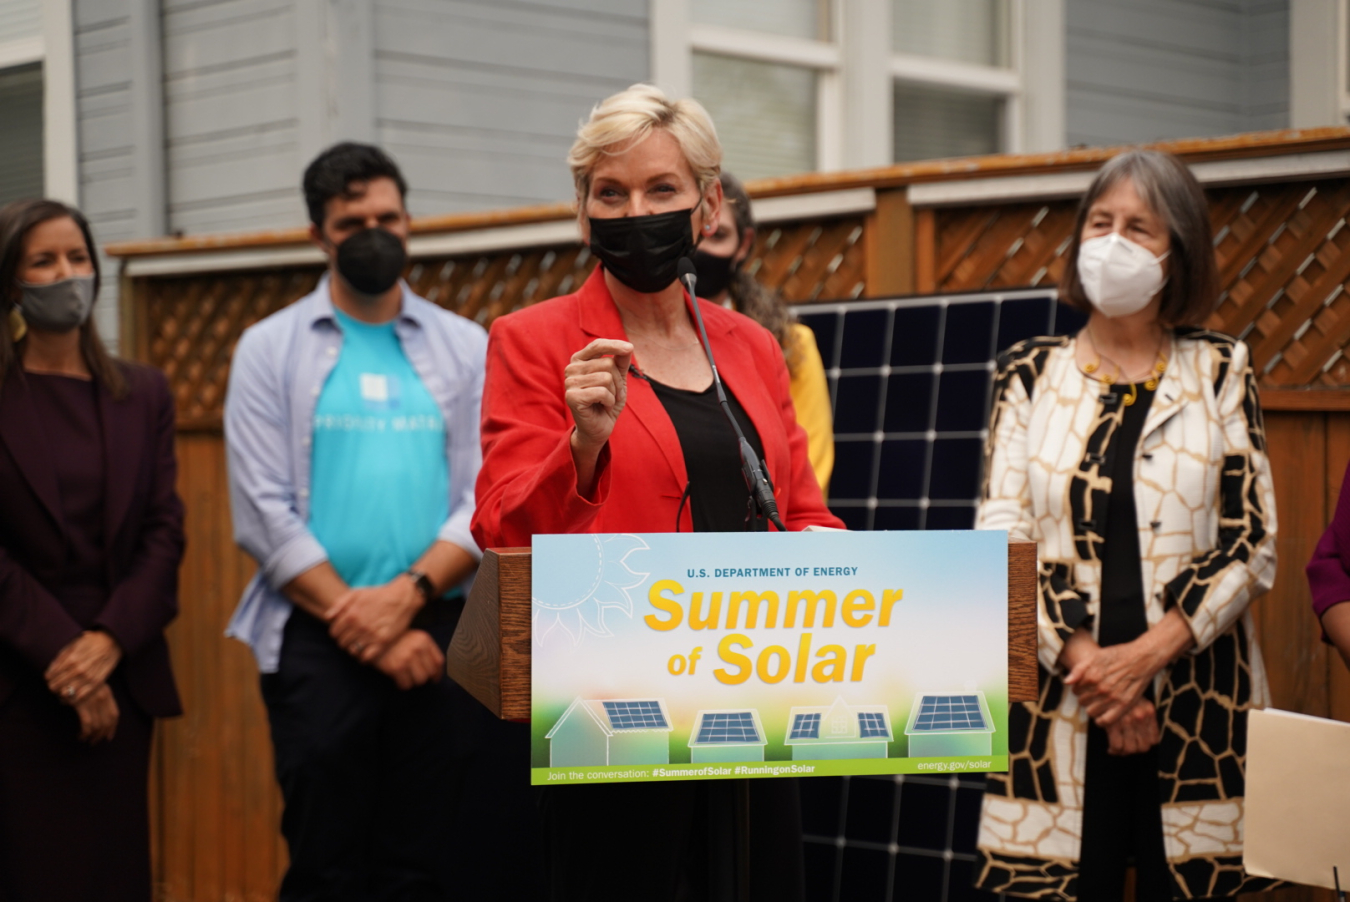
[{"x1": 567, "y1": 84, "x2": 722, "y2": 206}]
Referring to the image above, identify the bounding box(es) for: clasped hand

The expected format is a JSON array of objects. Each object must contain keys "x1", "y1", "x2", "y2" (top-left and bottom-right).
[
  {"x1": 1060, "y1": 629, "x2": 1165, "y2": 756},
  {"x1": 45, "y1": 631, "x2": 122, "y2": 744},
  {"x1": 327, "y1": 578, "x2": 442, "y2": 690}
]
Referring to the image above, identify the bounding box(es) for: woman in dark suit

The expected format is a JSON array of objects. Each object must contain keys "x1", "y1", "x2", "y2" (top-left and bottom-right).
[{"x1": 0, "y1": 199, "x2": 184, "y2": 901}]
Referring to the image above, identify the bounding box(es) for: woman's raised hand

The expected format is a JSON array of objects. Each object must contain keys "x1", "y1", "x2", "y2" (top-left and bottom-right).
[{"x1": 565, "y1": 338, "x2": 634, "y2": 453}]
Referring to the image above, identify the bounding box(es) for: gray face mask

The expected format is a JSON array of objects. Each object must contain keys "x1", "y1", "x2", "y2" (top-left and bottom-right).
[{"x1": 18, "y1": 274, "x2": 96, "y2": 332}]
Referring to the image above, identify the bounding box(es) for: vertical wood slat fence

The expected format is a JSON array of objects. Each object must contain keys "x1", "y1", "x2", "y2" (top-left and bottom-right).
[{"x1": 107, "y1": 127, "x2": 1350, "y2": 902}]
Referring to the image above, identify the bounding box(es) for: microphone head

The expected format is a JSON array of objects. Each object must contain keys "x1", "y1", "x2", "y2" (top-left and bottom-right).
[{"x1": 677, "y1": 257, "x2": 697, "y2": 285}]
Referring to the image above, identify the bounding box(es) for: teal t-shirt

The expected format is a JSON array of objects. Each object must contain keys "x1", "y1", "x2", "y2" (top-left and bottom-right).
[{"x1": 309, "y1": 308, "x2": 448, "y2": 588}]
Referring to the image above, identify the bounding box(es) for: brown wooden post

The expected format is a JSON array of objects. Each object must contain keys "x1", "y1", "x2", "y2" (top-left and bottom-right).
[{"x1": 863, "y1": 187, "x2": 915, "y2": 297}]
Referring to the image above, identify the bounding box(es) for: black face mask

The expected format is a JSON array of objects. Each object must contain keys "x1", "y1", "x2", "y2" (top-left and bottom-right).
[
  {"x1": 335, "y1": 227, "x2": 407, "y2": 296},
  {"x1": 691, "y1": 248, "x2": 737, "y2": 299},
  {"x1": 587, "y1": 208, "x2": 696, "y2": 294}
]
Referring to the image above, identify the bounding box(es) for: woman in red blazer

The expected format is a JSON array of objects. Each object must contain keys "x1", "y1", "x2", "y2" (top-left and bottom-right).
[
  {"x1": 472, "y1": 85, "x2": 840, "y2": 902},
  {"x1": 0, "y1": 199, "x2": 184, "y2": 902}
]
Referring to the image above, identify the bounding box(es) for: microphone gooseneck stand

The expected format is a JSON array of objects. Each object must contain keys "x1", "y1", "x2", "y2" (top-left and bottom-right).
[{"x1": 677, "y1": 257, "x2": 787, "y2": 533}]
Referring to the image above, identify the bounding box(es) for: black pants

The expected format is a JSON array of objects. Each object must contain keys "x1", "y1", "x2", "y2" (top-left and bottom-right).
[
  {"x1": 261, "y1": 610, "x2": 540, "y2": 902},
  {"x1": 0, "y1": 672, "x2": 154, "y2": 902},
  {"x1": 543, "y1": 778, "x2": 805, "y2": 902},
  {"x1": 1077, "y1": 721, "x2": 1172, "y2": 902}
]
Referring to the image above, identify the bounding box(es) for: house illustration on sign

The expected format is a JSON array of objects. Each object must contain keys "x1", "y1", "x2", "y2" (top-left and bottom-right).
[
  {"x1": 545, "y1": 698, "x2": 673, "y2": 767},
  {"x1": 902, "y1": 692, "x2": 996, "y2": 758},
  {"x1": 783, "y1": 697, "x2": 894, "y2": 760},
  {"x1": 687, "y1": 709, "x2": 768, "y2": 762}
]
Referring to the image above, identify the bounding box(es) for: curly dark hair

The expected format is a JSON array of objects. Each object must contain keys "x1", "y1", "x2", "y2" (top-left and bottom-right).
[
  {"x1": 720, "y1": 172, "x2": 800, "y2": 373},
  {"x1": 302, "y1": 142, "x2": 408, "y2": 230}
]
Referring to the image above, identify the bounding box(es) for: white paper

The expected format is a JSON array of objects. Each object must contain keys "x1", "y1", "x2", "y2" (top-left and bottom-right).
[{"x1": 1243, "y1": 707, "x2": 1350, "y2": 890}]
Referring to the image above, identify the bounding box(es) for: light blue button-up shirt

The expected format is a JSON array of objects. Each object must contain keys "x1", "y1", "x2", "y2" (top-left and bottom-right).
[{"x1": 223, "y1": 276, "x2": 486, "y2": 672}]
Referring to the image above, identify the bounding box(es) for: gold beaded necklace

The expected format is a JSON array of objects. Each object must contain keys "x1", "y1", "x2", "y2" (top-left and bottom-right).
[{"x1": 1082, "y1": 326, "x2": 1168, "y2": 407}]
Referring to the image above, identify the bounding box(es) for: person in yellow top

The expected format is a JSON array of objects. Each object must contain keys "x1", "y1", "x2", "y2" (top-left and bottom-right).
[{"x1": 692, "y1": 171, "x2": 835, "y2": 495}]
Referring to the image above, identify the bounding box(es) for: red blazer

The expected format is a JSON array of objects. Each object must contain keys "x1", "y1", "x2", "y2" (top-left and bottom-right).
[
  {"x1": 0, "y1": 363, "x2": 183, "y2": 717},
  {"x1": 472, "y1": 268, "x2": 843, "y2": 548}
]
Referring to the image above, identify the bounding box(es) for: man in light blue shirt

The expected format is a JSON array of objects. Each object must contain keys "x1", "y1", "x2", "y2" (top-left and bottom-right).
[{"x1": 224, "y1": 143, "x2": 486, "y2": 900}]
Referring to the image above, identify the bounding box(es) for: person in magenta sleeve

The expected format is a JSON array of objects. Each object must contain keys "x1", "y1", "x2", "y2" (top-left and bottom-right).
[{"x1": 1307, "y1": 459, "x2": 1350, "y2": 668}]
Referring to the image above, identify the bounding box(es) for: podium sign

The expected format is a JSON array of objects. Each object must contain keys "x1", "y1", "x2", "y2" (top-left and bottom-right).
[{"x1": 530, "y1": 530, "x2": 1010, "y2": 786}]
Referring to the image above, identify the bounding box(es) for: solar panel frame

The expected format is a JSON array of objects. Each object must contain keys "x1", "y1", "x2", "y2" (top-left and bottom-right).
[
  {"x1": 857, "y1": 712, "x2": 890, "y2": 739},
  {"x1": 694, "y1": 711, "x2": 762, "y2": 744},
  {"x1": 790, "y1": 712, "x2": 822, "y2": 740},
  {"x1": 600, "y1": 700, "x2": 669, "y2": 731}
]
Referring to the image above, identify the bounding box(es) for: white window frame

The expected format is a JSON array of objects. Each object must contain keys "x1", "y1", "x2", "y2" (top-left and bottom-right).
[
  {"x1": 1341, "y1": 0, "x2": 1350, "y2": 123},
  {"x1": 651, "y1": 0, "x2": 1064, "y2": 173},
  {"x1": 0, "y1": 0, "x2": 79, "y2": 204}
]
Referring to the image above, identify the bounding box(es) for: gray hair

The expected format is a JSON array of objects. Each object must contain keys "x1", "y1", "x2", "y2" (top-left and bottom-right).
[{"x1": 1060, "y1": 150, "x2": 1218, "y2": 326}]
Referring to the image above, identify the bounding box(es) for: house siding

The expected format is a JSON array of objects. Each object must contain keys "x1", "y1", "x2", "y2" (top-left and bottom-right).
[
  {"x1": 161, "y1": 0, "x2": 304, "y2": 234},
  {"x1": 0, "y1": 0, "x2": 40, "y2": 43},
  {"x1": 1065, "y1": 0, "x2": 1290, "y2": 147},
  {"x1": 372, "y1": 0, "x2": 649, "y2": 213}
]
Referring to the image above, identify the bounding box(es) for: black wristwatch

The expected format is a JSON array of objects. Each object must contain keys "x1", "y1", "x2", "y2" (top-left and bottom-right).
[{"x1": 404, "y1": 568, "x2": 436, "y2": 604}]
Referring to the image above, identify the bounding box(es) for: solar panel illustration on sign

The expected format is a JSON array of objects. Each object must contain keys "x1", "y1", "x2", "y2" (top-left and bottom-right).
[
  {"x1": 783, "y1": 697, "x2": 893, "y2": 760},
  {"x1": 545, "y1": 697, "x2": 674, "y2": 767},
  {"x1": 687, "y1": 710, "x2": 767, "y2": 763},
  {"x1": 903, "y1": 692, "x2": 995, "y2": 759}
]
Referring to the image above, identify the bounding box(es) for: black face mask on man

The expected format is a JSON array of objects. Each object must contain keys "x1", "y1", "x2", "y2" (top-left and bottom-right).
[
  {"x1": 587, "y1": 208, "x2": 696, "y2": 294},
  {"x1": 335, "y1": 227, "x2": 407, "y2": 296}
]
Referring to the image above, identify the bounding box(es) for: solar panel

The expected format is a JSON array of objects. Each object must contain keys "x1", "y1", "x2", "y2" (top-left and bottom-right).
[
  {"x1": 795, "y1": 289, "x2": 1083, "y2": 531},
  {"x1": 858, "y1": 712, "x2": 889, "y2": 738},
  {"x1": 790, "y1": 713, "x2": 822, "y2": 740},
  {"x1": 911, "y1": 695, "x2": 986, "y2": 732},
  {"x1": 601, "y1": 700, "x2": 668, "y2": 730},
  {"x1": 696, "y1": 712, "x2": 761, "y2": 744}
]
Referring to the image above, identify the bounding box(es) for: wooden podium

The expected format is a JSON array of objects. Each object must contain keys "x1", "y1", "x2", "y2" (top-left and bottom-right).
[{"x1": 446, "y1": 540, "x2": 1039, "y2": 720}]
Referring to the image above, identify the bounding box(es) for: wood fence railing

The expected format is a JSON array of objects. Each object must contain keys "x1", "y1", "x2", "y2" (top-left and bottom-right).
[{"x1": 108, "y1": 126, "x2": 1350, "y2": 902}]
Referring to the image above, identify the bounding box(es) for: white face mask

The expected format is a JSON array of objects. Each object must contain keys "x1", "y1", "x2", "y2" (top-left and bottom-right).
[{"x1": 1076, "y1": 232, "x2": 1169, "y2": 318}]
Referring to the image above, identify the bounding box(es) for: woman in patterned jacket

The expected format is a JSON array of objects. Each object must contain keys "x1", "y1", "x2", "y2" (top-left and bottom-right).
[{"x1": 973, "y1": 150, "x2": 1278, "y2": 901}]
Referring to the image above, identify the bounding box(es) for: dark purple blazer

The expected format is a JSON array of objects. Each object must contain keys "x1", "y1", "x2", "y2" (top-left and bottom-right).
[
  {"x1": 0, "y1": 362, "x2": 183, "y2": 717},
  {"x1": 1308, "y1": 457, "x2": 1350, "y2": 626}
]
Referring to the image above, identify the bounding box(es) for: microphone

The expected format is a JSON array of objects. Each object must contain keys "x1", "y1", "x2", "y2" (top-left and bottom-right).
[{"x1": 678, "y1": 258, "x2": 787, "y2": 532}]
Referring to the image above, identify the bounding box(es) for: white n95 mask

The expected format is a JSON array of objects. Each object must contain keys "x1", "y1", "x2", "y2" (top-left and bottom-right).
[{"x1": 1076, "y1": 232, "x2": 1169, "y2": 318}]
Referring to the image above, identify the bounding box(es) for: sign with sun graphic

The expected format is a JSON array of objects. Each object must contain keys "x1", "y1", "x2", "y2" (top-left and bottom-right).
[{"x1": 531, "y1": 529, "x2": 1009, "y2": 785}]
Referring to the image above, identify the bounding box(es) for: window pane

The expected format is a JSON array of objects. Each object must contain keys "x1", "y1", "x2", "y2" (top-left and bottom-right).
[
  {"x1": 893, "y1": 82, "x2": 1000, "y2": 162},
  {"x1": 892, "y1": 0, "x2": 1007, "y2": 67},
  {"x1": 692, "y1": 0, "x2": 831, "y2": 41},
  {"x1": 694, "y1": 52, "x2": 817, "y2": 179},
  {"x1": 0, "y1": 64, "x2": 43, "y2": 206}
]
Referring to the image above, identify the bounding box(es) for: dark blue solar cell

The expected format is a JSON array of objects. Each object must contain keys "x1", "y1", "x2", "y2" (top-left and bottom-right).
[
  {"x1": 941, "y1": 301, "x2": 996, "y2": 364},
  {"x1": 790, "y1": 713, "x2": 822, "y2": 740},
  {"x1": 962, "y1": 695, "x2": 978, "y2": 704},
  {"x1": 831, "y1": 506, "x2": 870, "y2": 531},
  {"x1": 927, "y1": 438, "x2": 982, "y2": 500},
  {"x1": 934, "y1": 369, "x2": 992, "y2": 432},
  {"x1": 926, "y1": 505, "x2": 976, "y2": 529},
  {"x1": 883, "y1": 372, "x2": 934, "y2": 432},
  {"x1": 829, "y1": 440, "x2": 877, "y2": 500},
  {"x1": 875, "y1": 440, "x2": 926, "y2": 500},
  {"x1": 890, "y1": 305, "x2": 941, "y2": 366},
  {"x1": 696, "y1": 711, "x2": 760, "y2": 743},
  {"x1": 602, "y1": 700, "x2": 668, "y2": 730},
  {"x1": 996, "y1": 296, "x2": 1055, "y2": 352},
  {"x1": 873, "y1": 506, "x2": 920, "y2": 531},
  {"x1": 798, "y1": 311, "x2": 841, "y2": 370},
  {"x1": 1053, "y1": 301, "x2": 1089, "y2": 336},
  {"x1": 832, "y1": 374, "x2": 882, "y2": 433},
  {"x1": 838, "y1": 308, "x2": 890, "y2": 368},
  {"x1": 858, "y1": 712, "x2": 889, "y2": 738}
]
